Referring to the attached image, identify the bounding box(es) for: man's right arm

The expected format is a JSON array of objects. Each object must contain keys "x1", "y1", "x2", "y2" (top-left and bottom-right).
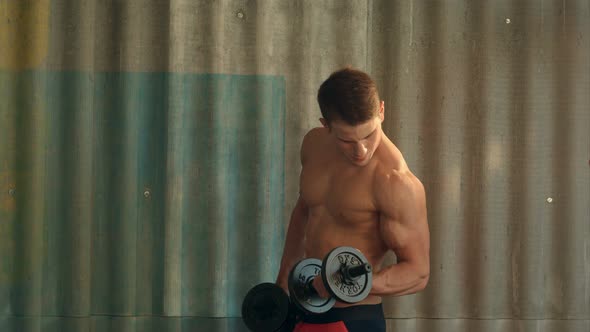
[
  {"x1": 275, "y1": 195, "x2": 308, "y2": 293},
  {"x1": 276, "y1": 129, "x2": 317, "y2": 293}
]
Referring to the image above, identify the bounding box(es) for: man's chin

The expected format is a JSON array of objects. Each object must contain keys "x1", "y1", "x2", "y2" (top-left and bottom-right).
[{"x1": 350, "y1": 156, "x2": 369, "y2": 166}]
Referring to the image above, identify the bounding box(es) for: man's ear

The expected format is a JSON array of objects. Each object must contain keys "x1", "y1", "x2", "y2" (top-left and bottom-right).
[
  {"x1": 379, "y1": 101, "x2": 385, "y2": 122},
  {"x1": 320, "y1": 118, "x2": 329, "y2": 128}
]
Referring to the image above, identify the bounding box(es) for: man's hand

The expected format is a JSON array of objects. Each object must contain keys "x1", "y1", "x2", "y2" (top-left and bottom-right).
[
  {"x1": 312, "y1": 275, "x2": 331, "y2": 299},
  {"x1": 276, "y1": 280, "x2": 289, "y2": 296}
]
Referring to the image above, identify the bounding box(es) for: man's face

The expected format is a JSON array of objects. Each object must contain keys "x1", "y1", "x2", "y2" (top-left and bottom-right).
[{"x1": 323, "y1": 103, "x2": 385, "y2": 167}]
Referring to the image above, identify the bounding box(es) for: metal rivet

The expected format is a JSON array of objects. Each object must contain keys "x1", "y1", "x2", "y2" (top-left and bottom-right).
[
  {"x1": 505, "y1": 18, "x2": 511, "y2": 24},
  {"x1": 144, "y1": 190, "x2": 151, "y2": 198},
  {"x1": 546, "y1": 197, "x2": 553, "y2": 203},
  {"x1": 237, "y1": 11, "x2": 244, "y2": 19}
]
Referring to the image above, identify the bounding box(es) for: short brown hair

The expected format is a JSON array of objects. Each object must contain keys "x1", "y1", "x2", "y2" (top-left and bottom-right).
[{"x1": 317, "y1": 67, "x2": 380, "y2": 126}]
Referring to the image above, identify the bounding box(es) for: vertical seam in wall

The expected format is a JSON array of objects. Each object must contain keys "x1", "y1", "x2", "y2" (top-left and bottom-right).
[{"x1": 366, "y1": 0, "x2": 371, "y2": 71}]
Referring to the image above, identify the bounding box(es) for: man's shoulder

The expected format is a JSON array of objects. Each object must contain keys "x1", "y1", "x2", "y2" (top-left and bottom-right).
[
  {"x1": 372, "y1": 164, "x2": 426, "y2": 222},
  {"x1": 302, "y1": 127, "x2": 327, "y2": 143},
  {"x1": 373, "y1": 141, "x2": 407, "y2": 179},
  {"x1": 300, "y1": 127, "x2": 328, "y2": 163},
  {"x1": 374, "y1": 167, "x2": 423, "y2": 194},
  {"x1": 301, "y1": 127, "x2": 327, "y2": 151},
  {"x1": 373, "y1": 147, "x2": 424, "y2": 201}
]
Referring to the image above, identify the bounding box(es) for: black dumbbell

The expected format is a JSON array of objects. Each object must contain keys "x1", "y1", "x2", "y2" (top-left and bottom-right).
[
  {"x1": 288, "y1": 247, "x2": 372, "y2": 313},
  {"x1": 242, "y1": 247, "x2": 372, "y2": 331},
  {"x1": 241, "y1": 261, "x2": 331, "y2": 332},
  {"x1": 288, "y1": 258, "x2": 337, "y2": 314},
  {"x1": 241, "y1": 283, "x2": 297, "y2": 332},
  {"x1": 321, "y1": 246, "x2": 373, "y2": 304}
]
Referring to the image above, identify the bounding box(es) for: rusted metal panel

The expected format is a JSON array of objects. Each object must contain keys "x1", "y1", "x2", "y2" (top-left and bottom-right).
[{"x1": 0, "y1": 0, "x2": 588, "y2": 331}]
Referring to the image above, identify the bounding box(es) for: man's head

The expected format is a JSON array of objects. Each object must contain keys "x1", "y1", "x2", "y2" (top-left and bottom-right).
[
  {"x1": 317, "y1": 67, "x2": 385, "y2": 166},
  {"x1": 317, "y1": 67, "x2": 381, "y2": 126}
]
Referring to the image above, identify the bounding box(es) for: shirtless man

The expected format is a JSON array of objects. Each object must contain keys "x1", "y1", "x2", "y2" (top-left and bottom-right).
[{"x1": 276, "y1": 68, "x2": 430, "y2": 332}]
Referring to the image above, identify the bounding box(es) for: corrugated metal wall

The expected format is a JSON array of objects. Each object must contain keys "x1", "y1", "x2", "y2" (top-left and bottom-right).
[{"x1": 0, "y1": 1, "x2": 588, "y2": 331}]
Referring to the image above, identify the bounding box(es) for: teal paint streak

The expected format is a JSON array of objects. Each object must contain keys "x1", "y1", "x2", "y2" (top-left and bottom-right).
[
  {"x1": 0, "y1": 70, "x2": 285, "y2": 319},
  {"x1": 171, "y1": 74, "x2": 287, "y2": 316}
]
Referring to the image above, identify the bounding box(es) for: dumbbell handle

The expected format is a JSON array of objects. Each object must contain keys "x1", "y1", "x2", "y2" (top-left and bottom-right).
[{"x1": 341, "y1": 263, "x2": 372, "y2": 281}]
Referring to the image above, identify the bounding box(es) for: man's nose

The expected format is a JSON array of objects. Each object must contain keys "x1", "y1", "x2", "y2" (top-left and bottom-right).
[{"x1": 354, "y1": 142, "x2": 368, "y2": 156}]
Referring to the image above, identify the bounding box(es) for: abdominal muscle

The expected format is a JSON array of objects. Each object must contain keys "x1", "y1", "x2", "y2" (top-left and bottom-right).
[{"x1": 304, "y1": 207, "x2": 387, "y2": 307}]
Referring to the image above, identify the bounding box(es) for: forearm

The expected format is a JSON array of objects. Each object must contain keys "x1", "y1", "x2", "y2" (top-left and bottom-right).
[
  {"x1": 370, "y1": 261, "x2": 429, "y2": 297},
  {"x1": 275, "y1": 205, "x2": 307, "y2": 289}
]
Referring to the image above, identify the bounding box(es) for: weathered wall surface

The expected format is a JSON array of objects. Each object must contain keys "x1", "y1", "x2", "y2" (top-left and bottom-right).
[{"x1": 0, "y1": 1, "x2": 588, "y2": 331}]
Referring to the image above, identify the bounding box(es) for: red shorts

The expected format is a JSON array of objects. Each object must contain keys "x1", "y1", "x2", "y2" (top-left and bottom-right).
[{"x1": 293, "y1": 304, "x2": 385, "y2": 332}]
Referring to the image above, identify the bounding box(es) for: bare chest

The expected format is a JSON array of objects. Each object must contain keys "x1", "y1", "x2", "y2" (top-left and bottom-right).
[{"x1": 300, "y1": 162, "x2": 376, "y2": 219}]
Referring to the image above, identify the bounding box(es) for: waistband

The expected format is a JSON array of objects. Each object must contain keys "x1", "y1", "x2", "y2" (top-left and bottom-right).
[{"x1": 300, "y1": 304, "x2": 385, "y2": 324}]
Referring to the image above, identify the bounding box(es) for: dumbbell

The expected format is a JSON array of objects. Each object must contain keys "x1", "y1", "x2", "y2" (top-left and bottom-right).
[
  {"x1": 241, "y1": 283, "x2": 296, "y2": 332},
  {"x1": 241, "y1": 247, "x2": 372, "y2": 331},
  {"x1": 240, "y1": 268, "x2": 324, "y2": 331},
  {"x1": 288, "y1": 246, "x2": 372, "y2": 314},
  {"x1": 287, "y1": 258, "x2": 336, "y2": 314}
]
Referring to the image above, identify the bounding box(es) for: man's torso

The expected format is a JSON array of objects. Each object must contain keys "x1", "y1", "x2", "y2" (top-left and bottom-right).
[{"x1": 299, "y1": 127, "x2": 405, "y2": 306}]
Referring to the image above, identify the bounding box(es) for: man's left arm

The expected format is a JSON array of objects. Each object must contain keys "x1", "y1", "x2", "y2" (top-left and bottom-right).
[{"x1": 370, "y1": 170, "x2": 430, "y2": 297}]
